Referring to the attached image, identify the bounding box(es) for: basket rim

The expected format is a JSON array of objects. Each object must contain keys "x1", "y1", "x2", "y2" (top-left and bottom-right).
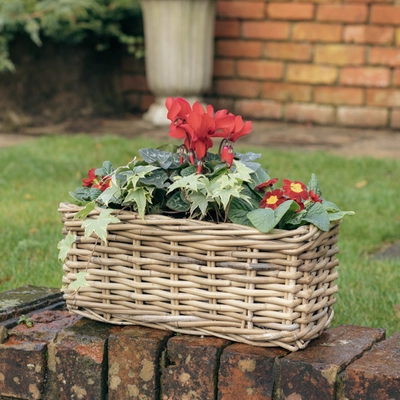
[{"x1": 59, "y1": 201, "x2": 340, "y2": 238}]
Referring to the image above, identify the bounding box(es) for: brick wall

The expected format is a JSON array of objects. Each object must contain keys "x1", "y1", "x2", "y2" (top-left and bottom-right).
[
  {"x1": 1, "y1": 286, "x2": 400, "y2": 399},
  {"x1": 122, "y1": 0, "x2": 400, "y2": 129}
]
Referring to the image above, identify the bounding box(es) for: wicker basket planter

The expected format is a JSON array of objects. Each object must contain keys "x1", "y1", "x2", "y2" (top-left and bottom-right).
[{"x1": 59, "y1": 202, "x2": 340, "y2": 351}]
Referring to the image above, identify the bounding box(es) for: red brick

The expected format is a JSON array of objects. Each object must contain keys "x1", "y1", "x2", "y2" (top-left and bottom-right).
[
  {"x1": 264, "y1": 42, "x2": 313, "y2": 61},
  {"x1": 234, "y1": 99, "x2": 283, "y2": 119},
  {"x1": 292, "y1": 23, "x2": 342, "y2": 42},
  {"x1": 314, "y1": 86, "x2": 364, "y2": 106},
  {"x1": 371, "y1": 5, "x2": 400, "y2": 25},
  {"x1": 267, "y1": 3, "x2": 314, "y2": 20},
  {"x1": 213, "y1": 59, "x2": 236, "y2": 77},
  {"x1": 53, "y1": 318, "x2": 112, "y2": 400},
  {"x1": 161, "y1": 335, "x2": 229, "y2": 400},
  {"x1": 263, "y1": 82, "x2": 312, "y2": 102},
  {"x1": 390, "y1": 109, "x2": 400, "y2": 128},
  {"x1": 217, "y1": 1, "x2": 265, "y2": 19},
  {"x1": 242, "y1": 21, "x2": 291, "y2": 40},
  {"x1": 315, "y1": 44, "x2": 365, "y2": 66},
  {"x1": 340, "y1": 67, "x2": 390, "y2": 87},
  {"x1": 369, "y1": 47, "x2": 400, "y2": 67},
  {"x1": 215, "y1": 79, "x2": 262, "y2": 97},
  {"x1": 0, "y1": 341, "x2": 46, "y2": 400},
  {"x1": 215, "y1": 20, "x2": 241, "y2": 38},
  {"x1": 338, "y1": 106, "x2": 388, "y2": 127},
  {"x1": 285, "y1": 102, "x2": 335, "y2": 125},
  {"x1": 317, "y1": 4, "x2": 368, "y2": 22},
  {"x1": 393, "y1": 68, "x2": 400, "y2": 86},
  {"x1": 344, "y1": 25, "x2": 394, "y2": 45},
  {"x1": 6, "y1": 310, "x2": 81, "y2": 343},
  {"x1": 108, "y1": 326, "x2": 172, "y2": 400},
  {"x1": 237, "y1": 60, "x2": 284, "y2": 80},
  {"x1": 216, "y1": 40, "x2": 262, "y2": 58},
  {"x1": 366, "y1": 88, "x2": 400, "y2": 107},
  {"x1": 121, "y1": 74, "x2": 149, "y2": 92},
  {"x1": 344, "y1": 331, "x2": 400, "y2": 399},
  {"x1": 286, "y1": 64, "x2": 338, "y2": 84},
  {"x1": 218, "y1": 343, "x2": 287, "y2": 400},
  {"x1": 279, "y1": 326, "x2": 385, "y2": 400}
]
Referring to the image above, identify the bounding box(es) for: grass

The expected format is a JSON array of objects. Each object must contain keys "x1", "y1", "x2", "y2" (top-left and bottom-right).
[{"x1": 1, "y1": 134, "x2": 399, "y2": 335}]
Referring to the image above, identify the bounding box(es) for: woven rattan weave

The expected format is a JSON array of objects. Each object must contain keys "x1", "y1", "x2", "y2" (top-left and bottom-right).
[{"x1": 59, "y1": 202, "x2": 340, "y2": 351}]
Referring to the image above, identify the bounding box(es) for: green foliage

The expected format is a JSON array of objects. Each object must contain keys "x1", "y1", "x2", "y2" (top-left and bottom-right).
[
  {"x1": 0, "y1": 0, "x2": 143, "y2": 72},
  {"x1": 57, "y1": 231, "x2": 76, "y2": 262},
  {"x1": 68, "y1": 271, "x2": 89, "y2": 292},
  {"x1": 70, "y1": 147, "x2": 353, "y2": 235},
  {"x1": 18, "y1": 314, "x2": 33, "y2": 327}
]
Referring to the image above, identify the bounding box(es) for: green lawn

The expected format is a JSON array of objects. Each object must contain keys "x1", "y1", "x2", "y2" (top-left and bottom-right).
[{"x1": 1, "y1": 134, "x2": 399, "y2": 335}]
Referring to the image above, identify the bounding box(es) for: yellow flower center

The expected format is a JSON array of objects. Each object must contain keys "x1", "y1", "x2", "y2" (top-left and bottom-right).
[
  {"x1": 267, "y1": 196, "x2": 278, "y2": 205},
  {"x1": 291, "y1": 183, "x2": 303, "y2": 193}
]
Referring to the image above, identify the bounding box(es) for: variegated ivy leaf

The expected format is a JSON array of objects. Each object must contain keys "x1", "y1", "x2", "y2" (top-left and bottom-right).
[
  {"x1": 73, "y1": 201, "x2": 96, "y2": 220},
  {"x1": 98, "y1": 185, "x2": 123, "y2": 206},
  {"x1": 235, "y1": 152, "x2": 262, "y2": 171},
  {"x1": 69, "y1": 272, "x2": 90, "y2": 292},
  {"x1": 213, "y1": 186, "x2": 245, "y2": 210},
  {"x1": 57, "y1": 231, "x2": 76, "y2": 263},
  {"x1": 168, "y1": 174, "x2": 207, "y2": 193},
  {"x1": 132, "y1": 164, "x2": 160, "y2": 178},
  {"x1": 232, "y1": 161, "x2": 254, "y2": 183},
  {"x1": 188, "y1": 191, "x2": 209, "y2": 216},
  {"x1": 123, "y1": 187, "x2": 151, "y2": 218},
  {"x1": 81, "y1": 209, "x2": 120, "y2": 243}
]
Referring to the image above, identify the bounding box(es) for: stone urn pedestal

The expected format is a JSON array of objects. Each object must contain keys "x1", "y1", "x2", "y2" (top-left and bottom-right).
[{"x1": 140, "y1": 0, "x2": 217, "y2": 125}]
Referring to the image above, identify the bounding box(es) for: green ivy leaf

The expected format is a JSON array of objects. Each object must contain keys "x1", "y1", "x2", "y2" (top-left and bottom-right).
[
  {"x1": 57, "y1": 231, "x2": 76, "y2": 263},
  {"x1": 69, "y1": 272, "x2": 90, "y2": 292},
  {"x1": 81, "y1": 209, "x2": 120, "y2": 242},
  {"x1": 247, "y1": 208, "x2": 275, "y2": 233}
]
